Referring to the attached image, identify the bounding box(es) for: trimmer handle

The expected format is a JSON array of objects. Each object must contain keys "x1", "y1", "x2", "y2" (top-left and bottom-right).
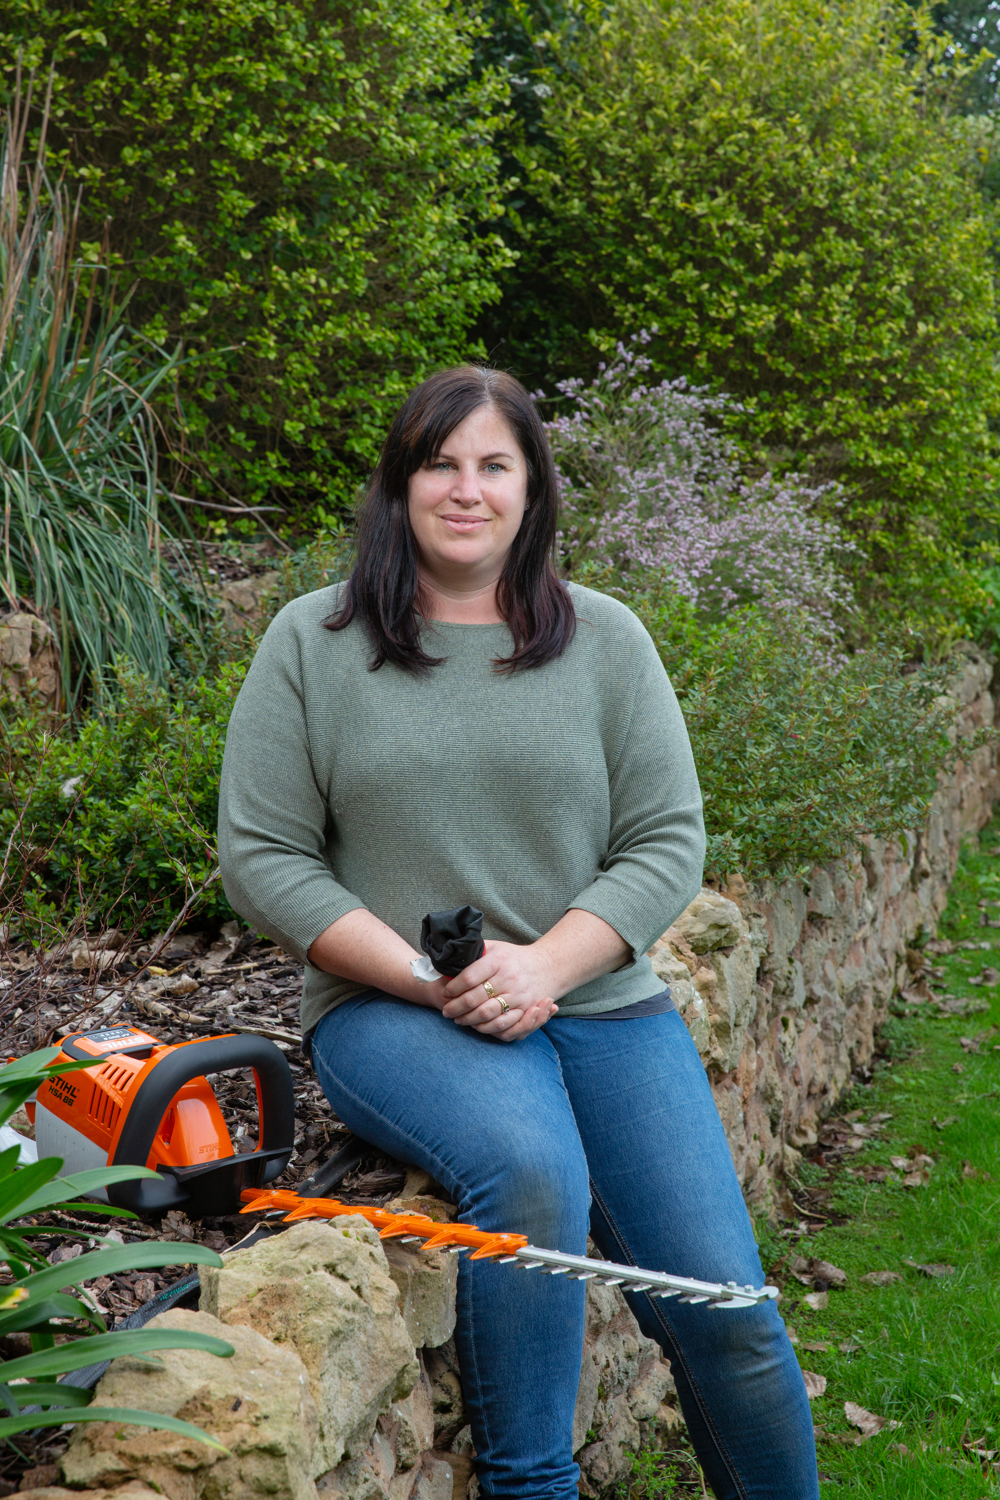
[{"x1": 107, "y1": 1035, "x2": 295, "y2": 1214}]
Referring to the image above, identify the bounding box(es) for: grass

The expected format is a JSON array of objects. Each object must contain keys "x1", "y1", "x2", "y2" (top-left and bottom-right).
[
  {"x1": 765, "y1": 821, "x2": 1000, "y2": 1497},
  {"x1": 624, "y1": 819, "x2": 1000, "y2": 1499}
]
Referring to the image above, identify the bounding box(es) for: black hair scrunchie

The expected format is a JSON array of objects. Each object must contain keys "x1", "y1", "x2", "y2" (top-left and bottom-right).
[{"x1": 420, "y1": 906, "x2": 485, "y2": 977}]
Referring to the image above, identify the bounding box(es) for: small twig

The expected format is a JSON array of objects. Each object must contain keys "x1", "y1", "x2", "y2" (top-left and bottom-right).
[{"x1": 167, "y1": 492, "x2": 284, "y2": 515}]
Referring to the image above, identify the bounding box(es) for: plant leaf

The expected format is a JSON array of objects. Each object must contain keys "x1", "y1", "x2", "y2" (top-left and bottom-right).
[
  {"x1": 0, "y1": 1406, "x2": 230, "y2": 1450},
  {"x1": 0, "y1": 1381, "x2": 93, "y2": 1413},
  {"x1": 0, "y1": 1158, "x2": 63, "y2": 1223},
  {"x1": 0, "y1": 1294, "x2": 104, "y2": 1335},
  {"x1": 11, "y1": 1240, "x2": 223, "y2": 1300},
  {"x1": 12, "y1": 1164, "x2": 158, "y2": 1220},
  {"x1": 0, "y1": 1327, "x2": 234, "y2": 1382}
]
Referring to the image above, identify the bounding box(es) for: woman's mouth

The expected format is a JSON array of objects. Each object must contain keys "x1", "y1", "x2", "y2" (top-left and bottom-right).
[{"x1": 440, "y1": 514, "x2": 489, "y2": 532}]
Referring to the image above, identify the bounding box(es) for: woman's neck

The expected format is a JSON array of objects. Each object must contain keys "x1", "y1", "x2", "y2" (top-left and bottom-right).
[{"x1": 417, "y1": 571, "x2": 504, "y2": 624}]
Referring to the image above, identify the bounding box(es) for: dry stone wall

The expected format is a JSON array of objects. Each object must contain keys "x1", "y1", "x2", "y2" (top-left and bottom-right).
[
  {"x1": 55, "y1": 1210, "x2": 678, "y2": 1500},
  {"x1": 650, "y1": 643, "x2": 1000, "y2": 1213}
]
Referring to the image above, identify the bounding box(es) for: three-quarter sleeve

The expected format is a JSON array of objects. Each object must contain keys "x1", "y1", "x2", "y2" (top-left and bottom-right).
[
  {"x1": 567, "y1": 625, "x2": 705, "y2": 957},
  {"x1": 217, "y1": 610, "x2": 365, "y2": 962}
]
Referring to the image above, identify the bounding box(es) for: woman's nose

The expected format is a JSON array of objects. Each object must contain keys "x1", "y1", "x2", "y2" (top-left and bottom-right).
[{"x1": 450, "y1": 468, "x2": 482, "y2": 502}]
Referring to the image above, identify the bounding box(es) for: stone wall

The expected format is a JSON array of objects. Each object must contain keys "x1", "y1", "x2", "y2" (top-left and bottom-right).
[
  {"x1": 0, "y1": 609, "x2": 59, "y2": 709},
  {"x1": 650, "y1": 642, "x2": 1000, "y2": 1213},
  {"x1": 49, "y1": 1208, "x2": 679, "y2": 1500}
]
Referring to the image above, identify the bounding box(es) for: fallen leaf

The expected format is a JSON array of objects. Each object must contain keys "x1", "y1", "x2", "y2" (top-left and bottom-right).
[
  {"x1": 802, "y1": 1340, "x2": 831, "y2": 1352},
  {"x1": 970, "y1": 966, "x2": 1000, "y2": 986},
  {"x1": 802, "y1": 1371, "x2": 827, "y2": 1399},
  {"x1": 960, "y1": 1036, "x2": 981, "y2": 1052},
  {"x1": 902, "y1": 1169, "x2": 930, "y2": 1187},
  {"x1": 810, "y1": 1258, "x2": 848, "y2": 1288},
  {"x1": 845, "y1": 1401, "x2": 901, "y2": 1437},
  {"x1": 861, "y1": 1270, "x2": 903, "y2": 1286},
  {"x1": 890, "y1": 1155, "x2": 912, "y2": 1170},
  {"x1": 804, "y1": 1290, "x2": 829, "y2": 1311},
  {"x1": 850, "y1": 1122, "x2": 871, "y2": 1137},
  {"x1": 962, "y1": 1160, "x2": 992, "y2": 1180},
  {"x1": 870, "y1": 1112, "x2": 894, "y2": 1123},
  {"x1": 932, "y1": 1116, "x2": 958, "y2": 1130},
  {"x1": 953, "y1": 1062, "x2": 966, "y2": 1074},
  {"x1": 904, "y1": 1259, "x2": 955, "y2": 1278},
  {"x1": 887, "y1": 1443, "x2": 913, "y2": 1458},
  {"x1": 838, "y1": 1339, "x2": 862, "y2": 1354}
]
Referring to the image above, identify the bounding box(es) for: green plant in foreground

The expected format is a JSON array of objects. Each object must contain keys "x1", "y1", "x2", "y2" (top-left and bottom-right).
[
  {"x1": 0, "y1": 1046, "x2": 232, "y2": 1445},
  {"x1": 0, "y1": 86, "x2": 206, "y2": 710}
]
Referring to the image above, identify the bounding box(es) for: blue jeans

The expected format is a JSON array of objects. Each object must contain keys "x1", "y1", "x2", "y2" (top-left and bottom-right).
[{"x1": 311, "y1": 997, "x2": 817, "y2": 1500}]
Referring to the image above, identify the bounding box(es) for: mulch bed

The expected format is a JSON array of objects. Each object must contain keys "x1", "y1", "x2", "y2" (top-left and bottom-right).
[{"x1": 0, "y1": 926, "x2": 413, "y2": 1492}]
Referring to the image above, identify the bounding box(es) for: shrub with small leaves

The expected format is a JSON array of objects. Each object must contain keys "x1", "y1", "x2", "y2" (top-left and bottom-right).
[{"x1": 548, "y1": 338, "x2": 856, "y2": 639}]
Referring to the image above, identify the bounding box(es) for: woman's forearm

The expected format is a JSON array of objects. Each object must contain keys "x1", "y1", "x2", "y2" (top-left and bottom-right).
[
  {"x1": 307, "y1": 908, "x2": 438, "y2": 1007},
  {"x1": 532, "y1": 909, "x2": 632, "y2": 998}
]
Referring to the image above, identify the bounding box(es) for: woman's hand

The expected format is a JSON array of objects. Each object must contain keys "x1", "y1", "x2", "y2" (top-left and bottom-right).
[{"x1": 440, "y1": 940, "x2": 559, "y2": 1040}]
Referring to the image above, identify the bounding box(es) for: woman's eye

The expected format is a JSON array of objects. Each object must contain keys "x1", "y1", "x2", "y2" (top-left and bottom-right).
[{"x1": 484, "y1": 463, "x2": 505, "y2": 474}]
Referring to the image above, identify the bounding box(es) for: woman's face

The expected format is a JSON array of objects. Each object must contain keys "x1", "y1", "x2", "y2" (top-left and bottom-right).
[{"x1": 407, "y1": 404, "x2": 528, "y2": 587}]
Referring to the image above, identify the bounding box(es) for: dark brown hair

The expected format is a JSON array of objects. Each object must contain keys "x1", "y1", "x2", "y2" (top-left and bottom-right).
[{"x1": 327, "y1": 365, "x2": 576, "y2": 673}]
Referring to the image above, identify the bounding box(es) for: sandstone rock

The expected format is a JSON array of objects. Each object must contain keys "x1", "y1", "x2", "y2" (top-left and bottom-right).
[
  {"x1": 315, "y1": 1430, "x2": 394, "y2": 1499},
  {"x1": 573, "y1": 1276, "x2": 675, "y2": 1497},
  {"x1": 26, "y1": 1486, "x2": 162, "y2": 1500},
  {"x1": 216, "y1": 571, "x2": 281, "y2": 630},
  {"x1": 421, "y1": 1341, "x2": 465, "y2": 1448},
  {"x1": 379, "y1": 1382, "x2": 434, "y2": 1470},
  {"x1": 59, "y1": 1308, "x2": 318, "y2": 1500},
  {"x1": 382, "y1": 1241, "x2": 457, "y2": 1350},
  {"x1": 412, "y1": 1455, "x2": 454, "y2": 1500},
  {"x1": 646, "y1": 942, "x2": 692, "y2": 988},
  {"x1": 200, "y1": 1218, "x2": 419, "y2": 1475},
  {"x1": 0, "y1": 610, "x2": 59, "y2": 707},
  {"x1": 672, "y1": 891, "x2": 744, "y2": 954}
]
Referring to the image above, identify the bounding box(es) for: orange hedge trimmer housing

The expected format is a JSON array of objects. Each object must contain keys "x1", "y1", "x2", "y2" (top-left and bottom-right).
[{"x1": 32, "y1": 1025, "x2": 295, "y2": 1216}]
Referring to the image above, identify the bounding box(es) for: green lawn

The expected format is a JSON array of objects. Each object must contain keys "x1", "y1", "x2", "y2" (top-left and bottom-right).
[
  {"x1": 629, "y1": 824, "x2": 1000, "y2": 1498},
  {"x1": 766, "y1": 824, "x2": 1000, "y2": 1497}
]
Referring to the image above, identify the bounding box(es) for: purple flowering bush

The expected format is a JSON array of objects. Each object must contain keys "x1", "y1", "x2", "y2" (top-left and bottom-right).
[{"x1": 546, "y1": 335, "x2": 856, "y2": 638}]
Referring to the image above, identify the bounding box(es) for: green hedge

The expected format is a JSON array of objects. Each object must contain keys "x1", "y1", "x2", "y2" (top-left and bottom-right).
[
  {"x1": 492, "y1": 0, "x2": 1000, "y2": 629},
  {"x1": 2, "y1": 0, "x2": 511, "y2": 514}
]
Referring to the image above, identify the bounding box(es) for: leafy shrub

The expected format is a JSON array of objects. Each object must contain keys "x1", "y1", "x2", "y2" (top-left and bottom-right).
[
  {"x1": 0, "y1": 1048, "x2": 231, "y2": 1445},
  {"x1": 0, "y1": 99, "x2": 203, "y2": 708},
  {"x1": 498, "y1": 0, "x2": 1000, "y2": 627},
  {"x1": 2, "y1": 663, "x2": 246, "y2": 939},
  {"x1": 2, "y1": 0, "x2": 512, "y2": 514},
  {"x1": 547, "y1": 336, "x2": 855, "y2": 638},
  {"x1": 618, "y1": 575, "x2": 957, "y2": 878}
]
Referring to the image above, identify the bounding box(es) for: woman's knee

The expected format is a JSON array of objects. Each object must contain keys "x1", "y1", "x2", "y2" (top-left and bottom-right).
[{"x1": 459, "y1": 1124, "x2": 591, "y2": 1251}]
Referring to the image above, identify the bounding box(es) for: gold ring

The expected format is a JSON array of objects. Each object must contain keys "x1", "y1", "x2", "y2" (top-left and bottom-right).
[
  {"x1": 483, "y1": 980, "x2": 498, "y2": 1000},
  {"x1": 498, "y1": 998, "x2": 510, "y2": 1015}
]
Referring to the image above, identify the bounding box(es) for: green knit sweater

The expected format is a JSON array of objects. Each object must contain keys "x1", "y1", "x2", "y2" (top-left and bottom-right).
[{"x1": 217, "y1": 582, "x2": 705, "y2": 1037}]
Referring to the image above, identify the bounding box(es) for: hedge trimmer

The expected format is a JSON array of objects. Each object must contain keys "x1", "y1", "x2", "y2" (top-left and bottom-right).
[
  {"x1": 240, "y1": 1189, "x2": 780, "y2": 1311},
  {"x1": 29, "y1": 1023, "x2": 777, "y2": 1312}
]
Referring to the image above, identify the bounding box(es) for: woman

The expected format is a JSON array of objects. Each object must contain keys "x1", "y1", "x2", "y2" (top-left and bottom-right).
[{"x1": 218, "y1": 366, "x2": 817, "y2": 1500}]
